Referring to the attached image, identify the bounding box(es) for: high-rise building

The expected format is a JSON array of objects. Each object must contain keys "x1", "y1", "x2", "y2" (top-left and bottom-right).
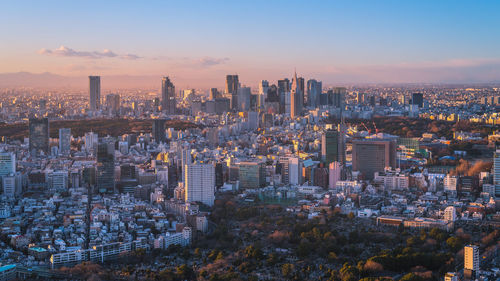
[
  {"x1": 237, "y1": 86, "x2": 251, "y2": 111},
  {"x1": 306, "y1": 79, "x2": 322, "y2": 108},
  {"x1": 494, "y1": 147, "x2": 500, "y2": 197},
  {"x1": 152, "y1": 119, "x2": 166, "y2": 144},
  {"x1": 290, "y1": 71, "x2": 303, "y2": 118},
  {"x1": 84, "y1": 132, "x2": 98, "y2": 154},
  {"x1": 329, "y1": 162, "x2": 341, "y2": 189},
  {"x1": 278, "y1": 78, "x2": 290, "y2": 114},
  {"x1": 332, "y1": 87, "x2": 346, "y2": 108},
  {"x1": 29, "y1": 118, "x2": 49, "y2": 155},
  {"x1": 352, "y1": 140, "x2": 397, "y2": 180},
  {"x1": 411, "y1": 93, "x2": 424, "y2": 108},
  {"x1": 239, "y1": 161, "x2": 266, "y2": 189},
  {"x1": 58, "y1": 128, "x2": 71, "y2": 156},
  {"x1": 161, "y1": 76, "x2": 176, "y2": 114},
  {"x1": 181, "y1": 149, "x2": 192, "y2": 182},
  {"x1": 0, "y1": 152, "x2": 15, "y2": 177},
  {"x1": 96, "y1": 141, "x2": 115, "y2": 193},
  {"x1": 226, "y1": 75, "x2": 239, "y2": 110},
  {"x1": 322, "y1": 129, "x2": 341, "y2": 165},
  {"x1": 89, "y1": 76, "x2": 101, "y2": 111},
  {"x1": 258, "y1": 80, "x2": 269, "y2": 111},
  {"x1": 209, "y1": 88, "x2": 219, "y2": 100},
  {"x1": 184, "y1": 164, "x2": 215, "y2": 206},
  {"x1": 105, "y1": 94, "x2": 120, "y2": 116},
  {"x1": 464, "y1": 245, "x2": 479, "y2": 278}
]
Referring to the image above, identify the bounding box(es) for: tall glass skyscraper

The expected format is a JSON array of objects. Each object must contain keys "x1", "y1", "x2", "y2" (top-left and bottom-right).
[
  {"x1": 29, "y1": 118, "x2": 49, "y2": 156},
  {"x1": 494, "y1": 147, "x2": 500, "y2": 197},
  {"x1": 58, "y1": 128, "x2": 71, "y2": 156},
  {"x1": 225, "y1": 75, "x2": 239, "y2": 111},
  {"x1": 96, "y1": 141, "x2": 115, "y2": 193},
  {"x1": 89, "y1": 76, "x2": 101, "y2": 111},
  {"x1": 161, "y1": 76, "x2": 176, "y2": 114}
]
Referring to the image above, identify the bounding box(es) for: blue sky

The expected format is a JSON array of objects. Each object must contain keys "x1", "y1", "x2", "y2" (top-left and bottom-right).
[{"x1": 1, "y1": 0, "x2": 500, "y2": 87}]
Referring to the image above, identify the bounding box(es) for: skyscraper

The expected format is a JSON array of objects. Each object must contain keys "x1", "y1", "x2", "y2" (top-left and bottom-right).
[
  {"x1": 58, "y1": 128, "x2": 71, "y2": 156},
  {"x1": 322, "y1": 129, "x2": 342, "y2": 165},
  {"x1": 209, "y1": 88, "x2": 219, "y2": 100},
  {"x1": 29, "y1": 118, "x2": 49, "y2": 156},
  {"x1": 332, "y1": 87, "x2": 346, "y2": 108},
  {"x1": 464, "y1": 245, "x2": 479, "y2": 279},
  {"x1": 96, "y1": 141, "x2": 115, "y2": 193},
  {"x1": 226, "y1": 75, "x2": 239, "y2": 110},
  {"x1": 105, "y1": 94, "x2": 120, "y2": 116},
  {"x1": 277, "y1": 78, "x2": 290, "y2": 114},
  {"x1": 411, "y1": 92, "x2": 424, "y2": 108},
  {"x1": 161, "y1": 76, "x2": 176, "y2": 114},
  {"x1": 0, "y1": 152, "x2": 15, "y2": 177},
  {"x1": 352, "y1": 139, "x2": 397, "y2": 180},
  {"x1": 290, "y1": 71, "x2": 303, "y2": 118},
  {"x1": 494, "y1": 147, "x2": 500, "y2": 197},
  {"x1": 152, "y1": 119, "x2": 166, "y2": 144},
  {"x1": 89, "y1": 76, "x2": 101, "y2": 111},
  {"x1": 258, "y1": 80, "x2": 269, "y2": 111},
  {"x1": 237, "y1": 86, "x2": 251, "y2": 111},
  {"x1": 184, "y1": 164, "x2": 215, "y2": 206},
  {"x1": 84, "y1": 132, "x2": 98, "y2": 154},
  {"x1": 306, "y1": 79, "x2": 322, "y2": 108}
]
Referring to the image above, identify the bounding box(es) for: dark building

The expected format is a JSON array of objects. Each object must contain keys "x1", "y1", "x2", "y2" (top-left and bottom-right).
[
  {"x1": 209, "y1": 88, "x2": 219, "y2": 100},
  {"x1": 266, "y1": 84, "x2": 279, "y2": 102},
  {"x1": 352, "y1": 139, "x2": 397, "y2": 180},
  {"x1": 152, "y1": 119, "x2": 166, "y2": 144},
  {"x1": 29, "y1": 118, "x2": 49, "y2": 156},
  {"x1": 332, "y1": 87, "x2": 346, "y2": 108},
  {"x1": 215, "y1": 163, "x2": 224, "y2": 188},
  {"x1": 313, "y1": 167, "x2": 329, "y2": 189},
  {"x1": 161, "y1": 76, "x2": 176, "y2": 114},
  {"x1": 96, "y1": 142, "x2": 115, "y2": 193},
  {"x1": 226, "y1": 75, "x2": 239, "y2": 110},
  {"x1": 411, "y1": 93, "x2": 424, "y2": 108},
  {"x1": 322, "y1": 129, "x2": 344, "y2": 166},
  {"x1": 278, "y1": 78, "x2": 290, "y2": 114}
]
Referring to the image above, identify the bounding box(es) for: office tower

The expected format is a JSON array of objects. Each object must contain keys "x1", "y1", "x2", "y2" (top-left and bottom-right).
[
  {"x1": 266, "y1": 84, "x2": 279, "y2": 103},
  {"x1": 332, "y1": 87, "x2": 346, "y2": 108},
  {"x1": 2, "y1": 174, "x2": 19, "y2": 198},
  {"x1": 411, "y1": 92, "x2": 424, "y2": 108},
  {"x1": 288, "y1": 157, "x2": 302, "y2": 185},
  {"x1": 184, "y1": 164, "x2": 215, "y2": 206},
  {"x1": 105, "y1": 94, "x2": 120, "y2": 116},
  {"x1": 84, "y1": 132, "x2": 98, "y2": 154},
  {"x1": 307, "y1": 79, "x2": 322, "y2": 108},
  {"x1": 89, "y1": 76, "x2": 101, "y2": 111},
  {"x1": 464, "y1": 245, "x2": 479, "y2": 279},
  {"x1": 215, "y1": 163, "x2": 223, "y2": 188},
  {"x1": 96, "y1": 141, "x2": 115, "y2": 193},
  {"x1": 494, "y1": 147, "x2": 500, "y2": 197},
  {"x1": 58, "y1": 128, "x2": 71, "y2": 156},
  {"x1": 290, "y1": 71, "x2": 303, "y2": 118},
  {"x1": 0, "y1": 152, "x2": 15, "y2": 177},
  {"x1": 329, "y1": 162, "x2": 341, "y2": 189},
  {"x1": 239, "y1": 162, "x2": 266, "y2": 189},
  {"x1": 356, "y1": 93, "x2": 365, "y2": 104},
  {"x1": 322, "y1": 129, "x2": 342, "y2": 165},
  {"x1": 152, "y1": 119, "x2": 166, "y2": 144},
  {"x1": 29, "y1": 118, "x2": 49, "y2": 156},
  {"x1": 226, "y1": 75, "x2": 239, "y2": 110},
  {"x1": 237, "y1": 86, "x2": 251, "y2": 111},
  {"x1": 278, "y1": 78, "x2": 290, "y2": 114},
  {"x1": 181, "y1": 149, "x2": 192, "y2": 182},
  {"x1": 352, "y1": 140, "x2": 397, "y2": 180},
  {"x1": 161, "y1": 76, "x2": 176, "y2": 114},
  {"x1": 209, "y1": 88, "x2": 219, "y2": 100},
  {"x1": 258, "y1": 80, "x2": 269, "y2": 111}
]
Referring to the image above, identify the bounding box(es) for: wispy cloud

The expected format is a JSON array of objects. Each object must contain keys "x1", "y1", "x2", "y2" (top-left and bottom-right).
[
  {"x1": 38, "y1": 45, "x2": 142, "y2": 60},
  {"x1": 198, "y1": 57, "x2": 230, "y2": 67}
]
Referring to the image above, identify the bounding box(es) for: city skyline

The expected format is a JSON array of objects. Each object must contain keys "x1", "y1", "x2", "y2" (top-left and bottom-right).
[{"x1": 2, "y1": 0, "x2": 500, "y2": 89}]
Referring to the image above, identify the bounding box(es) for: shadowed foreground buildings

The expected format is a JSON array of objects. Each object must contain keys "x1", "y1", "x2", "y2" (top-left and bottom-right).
[{"x1": 352, "y1": 139, "x2": 397, "y2": 180}]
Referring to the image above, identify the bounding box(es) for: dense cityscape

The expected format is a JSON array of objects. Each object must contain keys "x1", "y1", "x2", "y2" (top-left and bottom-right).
[
  {"x1": 1, "y1": 1, "x2": 500, "y2": 281},
  {"x1": 0, "y1": 72, "x2": 498, "y2": 280}
]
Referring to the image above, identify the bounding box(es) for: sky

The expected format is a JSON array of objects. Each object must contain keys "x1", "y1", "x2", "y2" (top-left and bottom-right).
[{"x1": 1, "y1": 0, "x2": 500, "y2": 88}]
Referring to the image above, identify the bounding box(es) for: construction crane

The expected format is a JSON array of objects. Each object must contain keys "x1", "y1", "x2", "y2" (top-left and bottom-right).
[
  {"x1": 360, "y1": 122, "x2": 371, "y2": 134},
  {"x1": 372, "y1": 121, "x2": 379, "y2": 134}
]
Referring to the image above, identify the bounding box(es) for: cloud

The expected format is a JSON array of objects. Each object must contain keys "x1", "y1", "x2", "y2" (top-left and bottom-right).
[
  {"x1": 38, "y1": 45, "x2": 141, "y2": 60},
  {"x1": 198, "y1": 57, "x2": 230, "y2": 67}
]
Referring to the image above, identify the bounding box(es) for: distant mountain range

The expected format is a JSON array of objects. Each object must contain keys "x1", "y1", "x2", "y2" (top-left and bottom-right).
[{"x1": 0, "y1": 72, "x2": 161, "y2": 89}]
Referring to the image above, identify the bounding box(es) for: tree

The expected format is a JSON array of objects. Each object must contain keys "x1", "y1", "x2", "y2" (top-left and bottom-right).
[
  {"x1": 446, "y1": 236, "x2": 462, "y2": 252},
  {"x1": 400, "y1": 273, "x2": 425, "y2": 281}
]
